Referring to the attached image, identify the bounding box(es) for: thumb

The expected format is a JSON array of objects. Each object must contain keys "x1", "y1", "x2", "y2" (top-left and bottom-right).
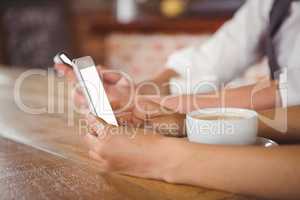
[
  {"x1": 86, "y1": 113, "x2": 108, "y2": 126},
  {"x1": 101, "y1": 70, "x2": 123, "y2": 84}
]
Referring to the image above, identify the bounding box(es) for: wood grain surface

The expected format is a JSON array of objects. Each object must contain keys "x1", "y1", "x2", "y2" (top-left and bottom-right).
[{"x1": 1, "y1": 67, "x2": 298, "y2": 200}]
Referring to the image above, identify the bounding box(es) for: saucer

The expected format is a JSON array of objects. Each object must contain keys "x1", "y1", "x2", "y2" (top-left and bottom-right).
[{"x1": 255, "y1": 137, "x2": 278, "y2": 147}]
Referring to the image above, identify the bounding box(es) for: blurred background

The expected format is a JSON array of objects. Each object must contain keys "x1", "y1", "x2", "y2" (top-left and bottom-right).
[{"x1": 0, "y1": 0, "x2": 252, "y2": 82}]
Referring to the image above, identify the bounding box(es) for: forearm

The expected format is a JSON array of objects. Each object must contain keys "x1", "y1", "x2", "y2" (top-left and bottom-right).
[
  {"x1": 152, "y1": 80, "x2": 279, "y2": 113},
  {"x1": 136, "y1": 68, "x2": 178, "y2": 95},
  {"x1": 164, "y1": 138, "x2": 300, "y2": 199},
  {"x1": 198, "y1": 80, "x2": 279, "y2": 111}
]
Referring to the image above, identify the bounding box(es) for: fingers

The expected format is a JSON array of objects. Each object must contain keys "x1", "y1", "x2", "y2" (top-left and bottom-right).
[
  {"x1": 110, "y1": 100, "x2": 121, "y2": 110},
  {"x1": 101, "y1": 70, "x2": 132, "y2": 88},
  {"x1": 73, "y1": 91, "x2": 88, "y2": 108},
  {"x1": 86, "y1": 113, "x2": 108, "y2": 125},
  {"x1": 86, "y1": 114, "x2": 114, "y2": 137},
  {"x1": 55, "y1": 64, "x2": 124, "y2": 85},
  {"x1": 147, "y1": 95, "x2": 182, "y2": 113},
  {"x1": 84, "y1": 115, "x2": 108, "y2": 154},
  {"x1": 89, "y1": 150, "x2": 104, "y2": 162},
  {"x1": 101, "y1": 70, "x2": 122, "y2": 84},
  {"x1": 115, "y1": 112, "x2": 133, "y2": 125},
  {"x1": 65, "y1": 71, "x2": 76, "y2": 82},
  {"x1": 89, "y1": 121, "x2": 106, "y2": 136},
  {"x1": 54, "y1": 64, "x2": 76, "y2": 82},
  {"x1": 54, "y1": 64, "x2": 70, "y2": 75},
  {"x1": 86, "y1": 114, "x2": 106, "y2": 132},
  {"x1": 131, "y1": 97, "x2": 186, "y2": 136},
  {"x1": 85, "y1": 113, "x2": 137, "y2": 140},
  {"x1": 133, "y1": 97, "x2": 167, "y2": 120},
  {"x1": 84, "y1": 115, "x2": 109, "y2": 151},
  {"x1": 148, "y1": 114, "x2": 186, "y2": 137},
  {"x1": 54, "y1": 64, "x2": 71, "y2": 76},
  {"x1": 84, "y1": 133, "x2": 100, "y2": 152}
]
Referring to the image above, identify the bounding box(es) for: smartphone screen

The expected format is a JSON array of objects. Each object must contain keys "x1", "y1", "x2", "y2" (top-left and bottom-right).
[
  {"x1": 73, "y1": 57, "x2": 118, "y2": 126},
  {"x1": 54, "y1": 53, "x2": 118, "y2": 126}
]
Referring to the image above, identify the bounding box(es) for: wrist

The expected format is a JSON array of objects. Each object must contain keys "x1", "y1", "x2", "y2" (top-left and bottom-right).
[
  {"x1": 136, "y1": 69, "x2": 177, "y2": 95},
  {"x1": 158, "y1": 137, "x2": 191, "y2": 183}
]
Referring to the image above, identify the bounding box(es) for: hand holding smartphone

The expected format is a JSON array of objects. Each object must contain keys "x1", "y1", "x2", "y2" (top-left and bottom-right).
[{"x1": 54, "y1": 52, "x2": 118, "y2": 126}]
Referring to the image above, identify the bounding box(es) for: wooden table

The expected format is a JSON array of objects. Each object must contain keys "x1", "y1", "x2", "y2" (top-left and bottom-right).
[{"x1": 0, "y1": 67, "x2": 298, "y2": 200}]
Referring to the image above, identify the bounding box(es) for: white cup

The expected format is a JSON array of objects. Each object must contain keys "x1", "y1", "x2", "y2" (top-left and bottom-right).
[{"x1": 186, "y1": 108, "x2": 258, "y2": 145}]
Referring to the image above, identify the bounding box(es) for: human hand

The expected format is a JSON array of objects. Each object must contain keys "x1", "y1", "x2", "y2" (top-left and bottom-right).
[
  {"x1": 117, "y1": 96, "x2": 186, "y2": 137},
  {"x1": 84, "y1": 114, "x2": 185, "y2": 181},
  {"x1": 54, "y1": 64, "x2": 133, "y2": 110}
]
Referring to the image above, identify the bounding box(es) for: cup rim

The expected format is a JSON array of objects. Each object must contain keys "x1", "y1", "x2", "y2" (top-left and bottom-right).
[{"x1": 187, "y1": 107, "x2": 258, "y2": 122}]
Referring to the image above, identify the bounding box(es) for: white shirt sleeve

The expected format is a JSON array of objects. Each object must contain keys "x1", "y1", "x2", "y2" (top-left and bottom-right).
[
  {"x1": 279, "y1": 68, "x2": 300, "y2": 107},
  {"x1": 166, "y1": 0, "x2": 272, "y2": 89}
]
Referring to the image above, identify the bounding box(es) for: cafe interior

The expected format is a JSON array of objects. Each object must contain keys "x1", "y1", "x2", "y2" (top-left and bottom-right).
[
  {"x1": 0, "y1": 0, "x2": 268, "y2": 84},
  {"x1": 0, "y1": 0, "x2": 299, "y2": 200}
]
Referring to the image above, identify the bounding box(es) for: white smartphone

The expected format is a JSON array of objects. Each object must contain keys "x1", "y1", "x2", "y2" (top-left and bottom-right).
[{"x1": 54, "y1": 53, "x2": 118, "y2": 126}]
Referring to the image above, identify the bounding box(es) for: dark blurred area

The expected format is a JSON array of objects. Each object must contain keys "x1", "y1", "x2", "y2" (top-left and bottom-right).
[{"x1": 0, "y1": 0, "x2": 245, "y2": 69}]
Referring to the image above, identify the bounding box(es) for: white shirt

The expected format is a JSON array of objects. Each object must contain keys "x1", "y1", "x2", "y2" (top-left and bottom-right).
[{"x1": 166, "y1": 0, "x2": 300, "y2": 107}]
